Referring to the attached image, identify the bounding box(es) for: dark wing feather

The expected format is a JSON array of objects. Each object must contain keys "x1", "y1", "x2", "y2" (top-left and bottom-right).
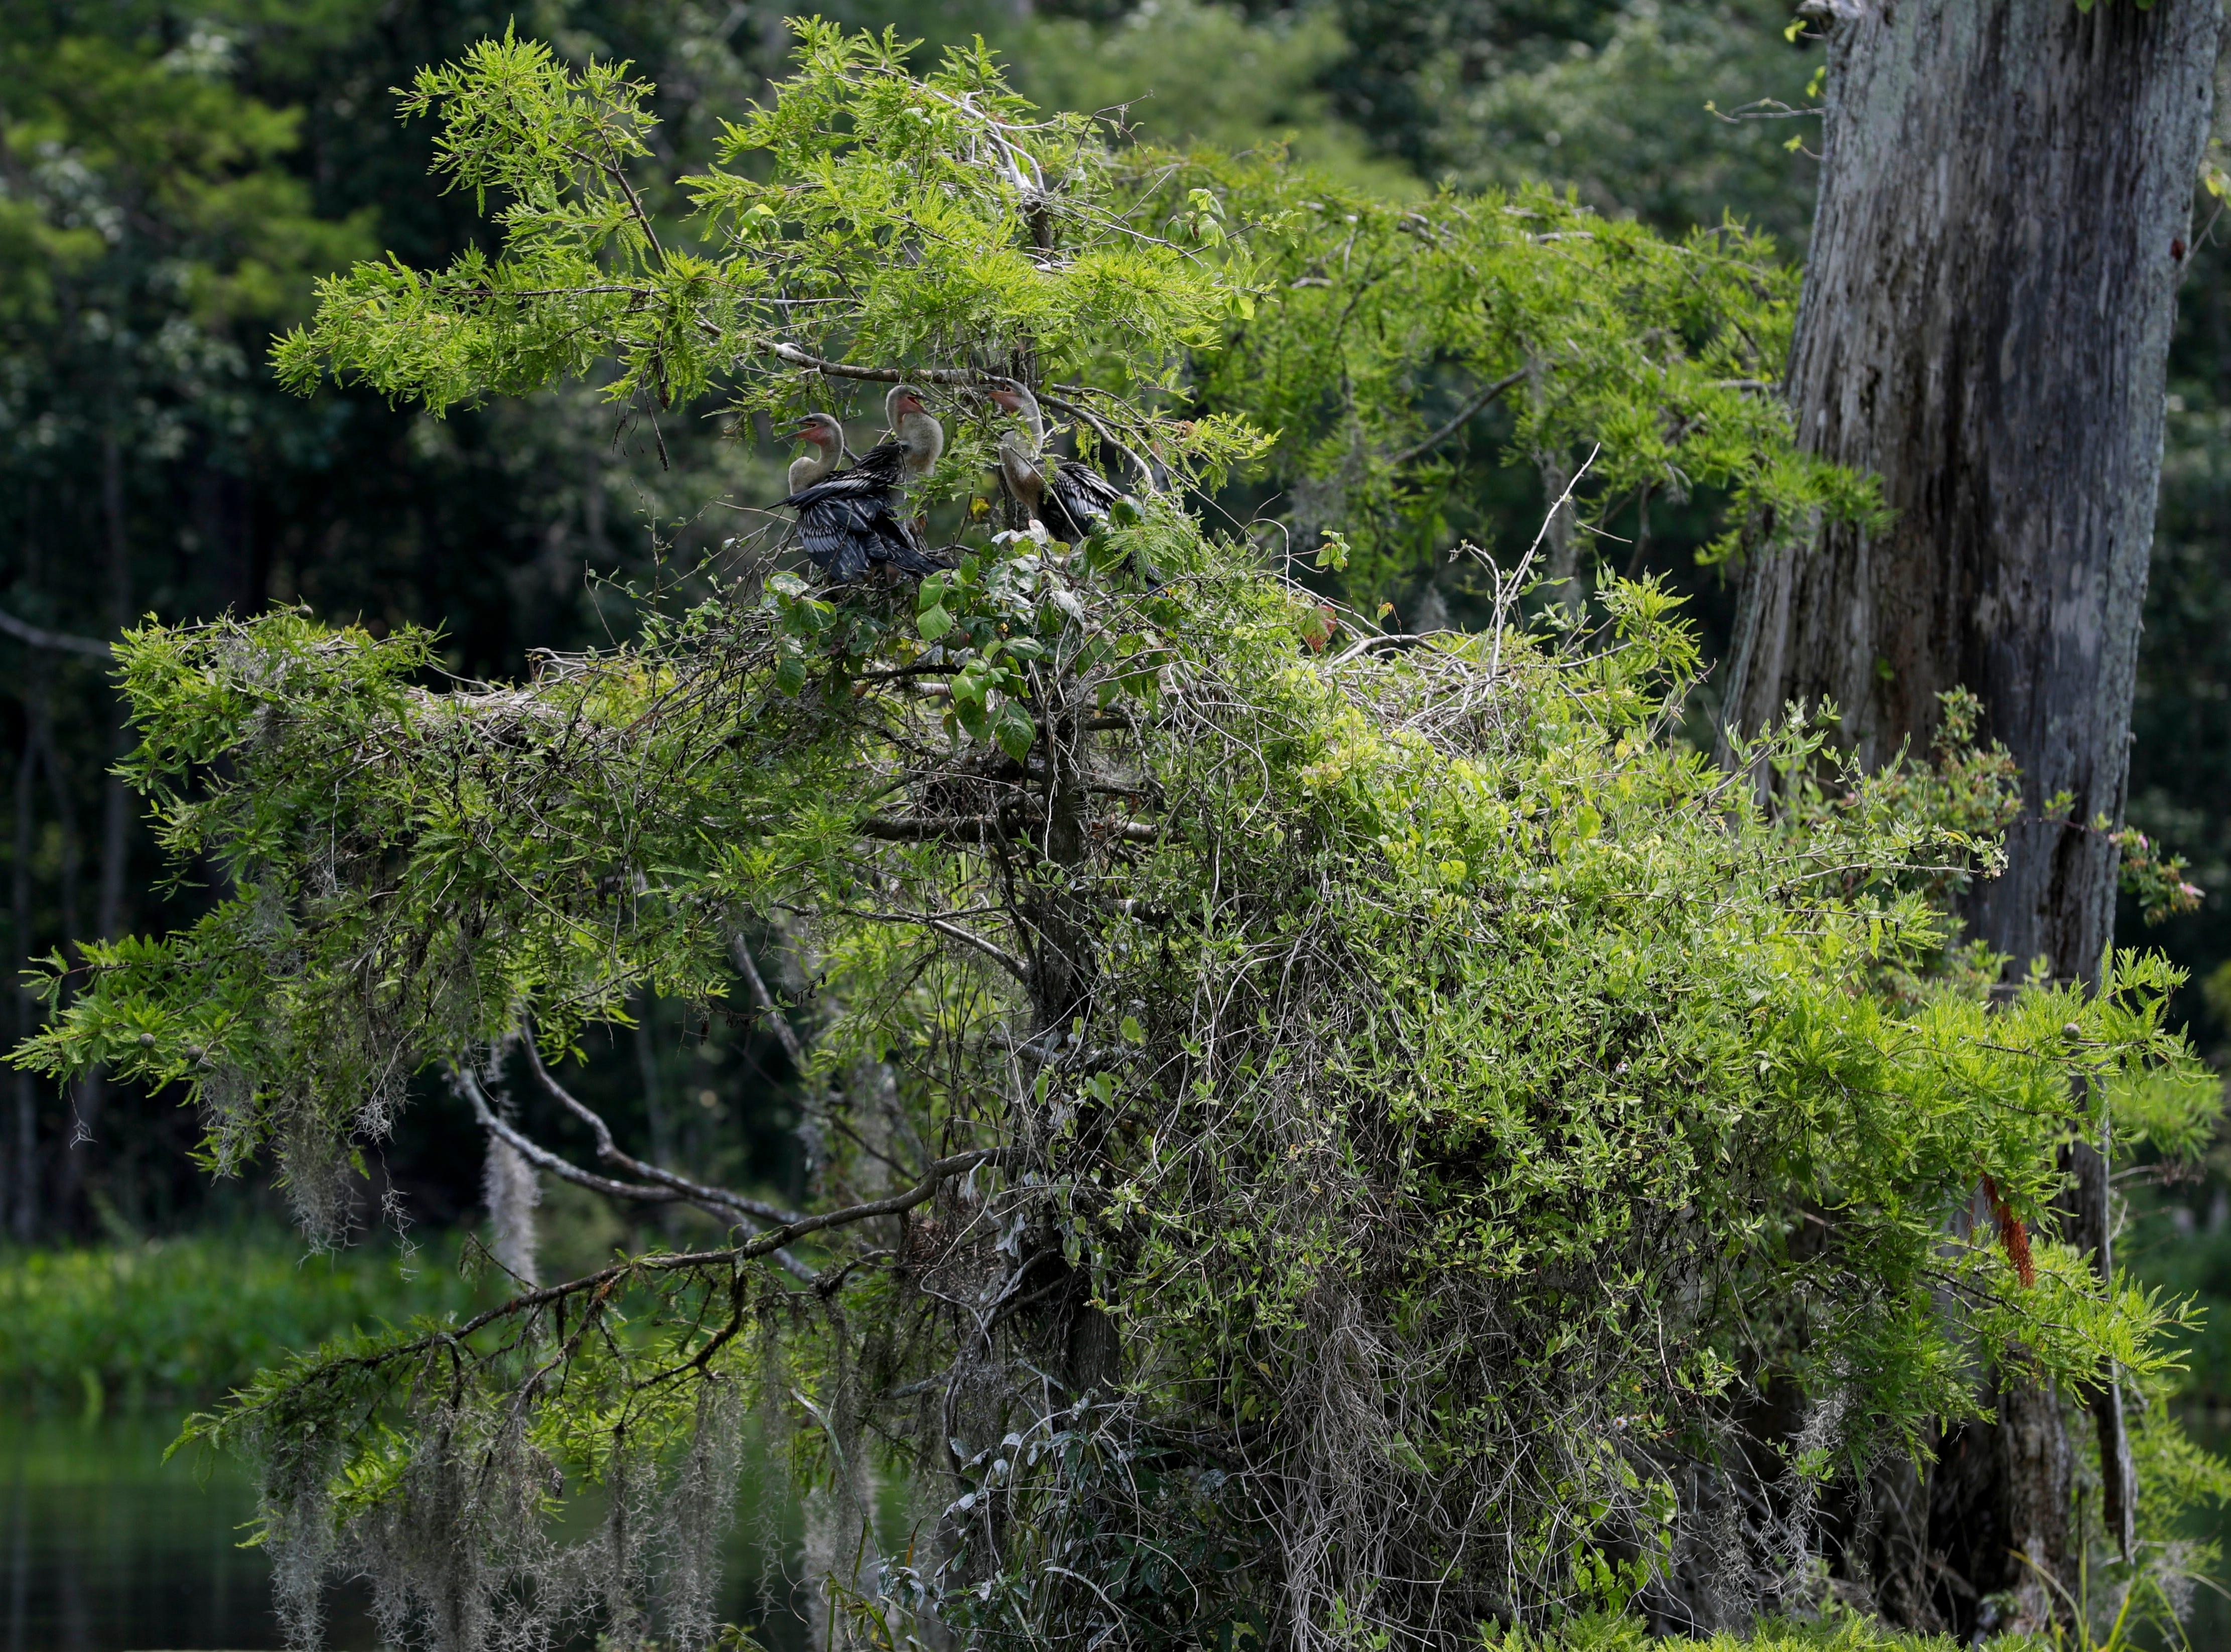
[
  {"x1": 786, "y1": 492, "x2": 880, "y2": 579},
  {"x1": 838, "y1": 441, "x2": 909, "y2": 485},
  {"x1": 876, "y1": 515, "x2": 950, "y2": 576},
  {"x1": 1044, "y1": 460, "x2": 1124, "y2": 544},
  {"x1": 777, "y1": 443, "x2": 925, "y2": 581},
  {"x1": 1046, "y1": 461, "x2": 1160, "y2": 587}
]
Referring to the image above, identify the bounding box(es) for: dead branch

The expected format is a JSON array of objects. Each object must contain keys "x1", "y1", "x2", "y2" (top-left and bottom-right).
[{"x1": 455, "y1": 1064, "x2": 816, "y2": 1281}]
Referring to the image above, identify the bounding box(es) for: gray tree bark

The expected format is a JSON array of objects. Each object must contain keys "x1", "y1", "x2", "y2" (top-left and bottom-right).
[{"x1": 1720, "y1": 0, "x2": 2219, "y2": 1633}]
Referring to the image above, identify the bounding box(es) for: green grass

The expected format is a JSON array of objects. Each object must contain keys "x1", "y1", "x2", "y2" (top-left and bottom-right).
[
  {"x1": 0, "y1": 1228, "x2": 500, "y2": 1407},
  {"x1": 1492, "y1": 1613, "x2": 2002, "y2": 1651}
]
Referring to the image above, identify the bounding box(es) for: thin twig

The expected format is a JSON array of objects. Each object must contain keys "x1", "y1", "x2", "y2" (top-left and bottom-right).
[{"x1": 1489, "y1": 444, "x2": 1599, "y2": 679}]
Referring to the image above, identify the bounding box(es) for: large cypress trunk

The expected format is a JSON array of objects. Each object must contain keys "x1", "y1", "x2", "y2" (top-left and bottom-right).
[{"x1": 1721, "y1": 0, "x2": 2218, "y2": 1633}]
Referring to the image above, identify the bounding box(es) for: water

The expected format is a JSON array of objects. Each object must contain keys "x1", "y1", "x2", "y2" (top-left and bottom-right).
[
  {"x1": 0, "y1": 1411, "x2": 807, "y2": 1651},
  {"x1": 2, "y1": 1411, "x2": 322, "y2": 1650}
]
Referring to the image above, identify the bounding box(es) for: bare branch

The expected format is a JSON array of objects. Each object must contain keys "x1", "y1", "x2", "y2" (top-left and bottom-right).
[
  {"x1": 410, "y1": 1146, "x2": 1018, "y2": 1362},
  {"x1": 731, "y1": 929, "x2": 809, "y2": 1071},
  {"x1": 216, "y1": 1144, "x2": 1017, "y2": 1430},
  {"x1": 1039, "y1": 388, "x2": 1159, "y2": 488},
  {"x1": 521, "y1": 1037, "x2": 804, "y2": 1227},
  {"x1": 731, "y1": 1145, "x2": 1011, "y2": 1257},
  {"x1": 1489, "y1": 444, "x2": 1600, "y2": 679},
  {"x1": 860, "y1": 813, "x2": 1011, "y2": 842},
  {"x1": 1382, "y1": 368, "x2": 1528, "y2": 471},
  {"x1": 770, "y1": 343, "x2": 981, "y2": 386},
  {"x1": 860, "y1": 809, "x2": 1158, "y2": 845},
  {"x1": 0, "y1": 608, "x2": 111, "y2": 660},
  {"x1": 919, "y1": 915, "x2": 1032, "y2": 985},
  {"x1": 1326, "y1": 633, "x2": 1436, "y2": 668}
]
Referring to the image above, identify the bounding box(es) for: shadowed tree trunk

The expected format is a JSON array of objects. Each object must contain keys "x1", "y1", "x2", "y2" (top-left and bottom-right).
[
  {"x1": 63, "y1": 435, "x2": 135, "y2": 1229},
  {"x1": 11, "y1": 660, "x2": 43, "y2": 1242},
  {"x1": 1720, "y1": 0, "x2": 2219, "y2": 1633}
]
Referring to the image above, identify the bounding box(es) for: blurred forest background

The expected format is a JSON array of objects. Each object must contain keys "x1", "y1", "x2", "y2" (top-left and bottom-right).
[{"x1": 6, "y1": 0, "x2": 2231, "y2": 1404}]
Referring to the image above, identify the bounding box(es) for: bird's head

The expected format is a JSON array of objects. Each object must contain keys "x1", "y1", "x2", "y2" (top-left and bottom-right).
[
  {"x1": 887, "y1": 383, "x2": 929, "y2": 424},
  {"x1": 987, "y1": 378, "x2": 1029, "y2": 414},
  {"x1": 789, "y1": 412, "x2": 846, "y2": 451}
]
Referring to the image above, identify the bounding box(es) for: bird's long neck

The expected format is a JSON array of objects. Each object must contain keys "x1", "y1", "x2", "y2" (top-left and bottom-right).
[
  {"x1": 1009, "y1": 387, "x2": 1047, "y2": 459},
  {"x1": 999, "y1": 432, "x2": 1045, "y2": 511},
  {"x1": 789, "y1": 446, "x2": 839, "y2": 493},
  {"x1": 895, "y1": 409, "x2": 943, "y2": 477}
]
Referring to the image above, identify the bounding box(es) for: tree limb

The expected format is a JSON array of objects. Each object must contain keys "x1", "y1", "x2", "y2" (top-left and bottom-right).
[
  {"x1": 1383, "y1": 368, "x2": 1529, "y2": 470},
  {"x1": 730, "y1": 1145, "x2": 1011, "y2": 1260},
  {"x1": 520, "y1": 1037, "x2": 804, "y2": 1226},
  {"x1": 0, "y1": 608, "x2": 111, "y2": 660},
  {"x1": 918, "y1": 914, "x2": 1032, "y2": 984},
  {"x1": 1326, "y1": 633, "x2": 1435, "y2": 667},
  {"x1": 731, "y1": 929, "x2": 809, "y2": 1071},
  {"x1": 860, "y1": 813, "x2": 1011, "y2": 841},
  {"x1": 1039, "y1": 387, "x2": 1159, "y2": 488},
  {"x1": 216, "y1": 1143, "x2": 1019, "y2": 1423},
  {"x1": 458, "y1": 1064, "x2": 694, "y2": 1204},
  {"x1": 771, "y1": 343, "x2": 981, "y2": 386},
  {"x1": 859, "y1": 811, "x2": 1159, "y2": 847}
]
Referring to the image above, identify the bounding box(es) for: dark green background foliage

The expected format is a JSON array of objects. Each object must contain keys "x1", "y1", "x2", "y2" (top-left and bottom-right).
[{"x1": 0, "y1": 1226, "x2": 500, "y2": 1405}]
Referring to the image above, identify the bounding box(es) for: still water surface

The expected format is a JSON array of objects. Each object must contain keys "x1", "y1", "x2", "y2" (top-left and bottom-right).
[
  {"x1": 0, "y1": 1411, "x2": 806, "y2": 1651},
  {"x1": 12, "y1": 1410, "x2": 2231, "y2": 1650}
]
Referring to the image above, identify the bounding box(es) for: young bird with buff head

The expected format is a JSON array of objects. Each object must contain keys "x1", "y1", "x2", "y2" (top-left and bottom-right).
[
  {"x1": 989, "y1": 378, "x2": 1156, "y2": 582},
  {"x1": 785, "y1": 412, "x2": 851, "y2": 494}
]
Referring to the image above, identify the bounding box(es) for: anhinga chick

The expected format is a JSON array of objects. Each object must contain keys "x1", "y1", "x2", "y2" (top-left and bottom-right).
[
  {"x1": 886, "y1": 383, "x2": 944, "y2": 479},
  {"x1": 988, "y1": 378, "x2": 1127, "y2": 548}
]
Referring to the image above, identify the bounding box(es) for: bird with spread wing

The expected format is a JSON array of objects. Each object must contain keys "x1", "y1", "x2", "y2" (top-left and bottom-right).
[{"x1": 775, "y1": 385, "x2": 947, "y2": 580}]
